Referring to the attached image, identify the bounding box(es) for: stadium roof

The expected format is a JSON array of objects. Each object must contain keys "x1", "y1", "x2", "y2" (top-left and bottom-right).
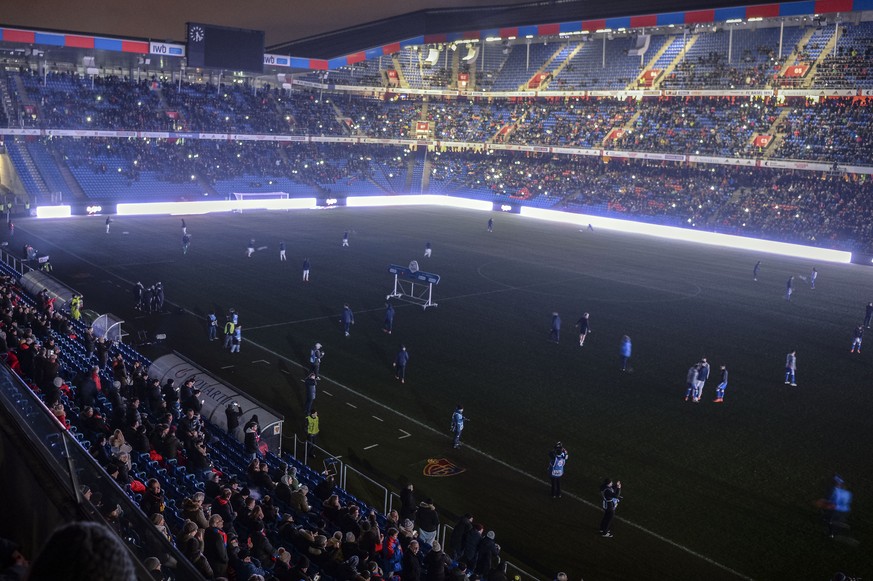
[{"x1": 1, "y1": 0, "x2": 867, "y2": 72}]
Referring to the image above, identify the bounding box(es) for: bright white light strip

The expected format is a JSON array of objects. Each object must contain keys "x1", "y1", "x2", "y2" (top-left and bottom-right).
[
  {"x1": 347, "y1": 195, "x2": 491, "y2": 211},
  {"x1": 117, "y1": 198, "x2": 317, "y2": 216},
  {"x1": 520, "y1": 207, "x2": 852, "y2": 264},
  {"x1": 36, "y1": 205, "x2": 72, "y2": 219}
]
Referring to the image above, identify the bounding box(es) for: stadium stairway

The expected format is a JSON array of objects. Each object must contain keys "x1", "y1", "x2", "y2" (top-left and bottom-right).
[
  {"x1": 602, "y1": 109, "x2": 644, "y2": 148},
  {"x1": 0, "y1": 71, "x2": 15, "y2": 127},
  {"x1": 390, "y1": 55, "x2": 411, "y2": 89},
  {"x1": 652, "y1": 34, "x2": 699, "y2": 89},
  {"x1": 776, "y1": 27, "x2": 817, "y2": 79},
  {"x1": 628, "y1": 35, "x2": 677, "y2": 90},
  {"x1": 804, "y1": 27, "x2": 842, "y2": 89},
  {"x1": 536, "y1": 43, "x2": 584, "y2": 91},
  {"x1": 518, "y1": 43, "x2": 568, "y2": 91},
  {"x1": 755, "y1": 107, "x2": 793, "y2": 159}
]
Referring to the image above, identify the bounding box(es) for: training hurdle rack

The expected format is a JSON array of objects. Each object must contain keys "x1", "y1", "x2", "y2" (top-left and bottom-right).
[{"x1": 386, "y1": 263, "x2": 440, "y2": 310}]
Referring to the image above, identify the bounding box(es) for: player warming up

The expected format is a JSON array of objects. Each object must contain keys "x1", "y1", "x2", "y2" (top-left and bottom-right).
[
  {"x1": 784, "y1": 350, "x2": 797, "y2": 386},
  {"x1": 342, "y1": 231, "x2": 349, "y2": 247},
  {"x1": 714, "y1": 364, "x2": 728, "y2": 403},
  {"x1": 850, "y1": 325, "x2": 863, "y2": 354},
  {"x1": 575, "y1": 312, "x2": 591, "y2": 347}
]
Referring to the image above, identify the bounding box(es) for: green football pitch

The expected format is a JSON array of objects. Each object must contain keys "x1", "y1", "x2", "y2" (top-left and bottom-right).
[{"x1": 18, "y1": 206, "x2": 871, "y2": 580}]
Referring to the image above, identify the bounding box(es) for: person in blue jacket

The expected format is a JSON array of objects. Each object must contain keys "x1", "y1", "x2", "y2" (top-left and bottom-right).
[
  {"x1": 393, "y1": 345, "x2": 409, "y2": 384},
  {"x1": 383, "y1": 302, "x2": 395, "y2": 335},
  {"x1": 450, "y1": 404, "x2": 467, "y2": 449},
  {"x1": 549, "y1": 312, "x2": 561, "y2": 343},
  {"x1": 619, "y1": 335, "x2": 632, "y2": 371},
  {"x1": 341, "y1": 304, "x2": 355, "y2": 336}
]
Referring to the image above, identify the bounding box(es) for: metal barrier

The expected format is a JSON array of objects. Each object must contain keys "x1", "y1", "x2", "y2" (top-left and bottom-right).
[
  {"x1": 0, "y1": 247, "x2": 32, "y2": 276},
  {"x1": 342, "y1": 463, "x2": 389, "y2": 514},
  {"x1": 505, "y1": 560, "x2": 541, "y2": 581}
]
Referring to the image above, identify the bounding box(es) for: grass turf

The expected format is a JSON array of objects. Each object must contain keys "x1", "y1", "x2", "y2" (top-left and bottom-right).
[{"x1": 18, "y1": 206, "x2": 871, "y2": 580}]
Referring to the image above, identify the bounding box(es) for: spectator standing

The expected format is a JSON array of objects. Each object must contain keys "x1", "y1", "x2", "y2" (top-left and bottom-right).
[
  {"x1": 448, "y1": 514, "x2": 473, "y2": 560},
  {"x1": 225, "y1": 402, "x2": 243, "y2": 440},
  {"x1": 415, "y1": 500, "x2": 439, "y2": 547},
  {"x1": 399, "y1": 483, "x2": 416, "y2": 522},
  {"x1": 244, "y1": 415, "x2": 261, "y2": 460}
]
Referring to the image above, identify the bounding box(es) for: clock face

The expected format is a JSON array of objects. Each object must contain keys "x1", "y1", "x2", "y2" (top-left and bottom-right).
[{"x1": 189, "y1": 25, "x2": 205, "y2": 42}]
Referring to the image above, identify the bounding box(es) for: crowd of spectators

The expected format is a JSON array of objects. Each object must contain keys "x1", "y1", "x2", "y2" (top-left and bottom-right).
[
  {"x1": 0, "y1": 267, "x2": 512, "y2": 581},
  {"x1": 661, "y1": 50, "x2": 781, "y2": 89},
  {"x1": 428, "y1": 150, "x2": 873, "y2": 251},
  {"x1": 9, "y1": 69, "x2": 873, "y2": 165},
  {"x1": 774, "y1": 97, "x2": 872, "y2": 164}
]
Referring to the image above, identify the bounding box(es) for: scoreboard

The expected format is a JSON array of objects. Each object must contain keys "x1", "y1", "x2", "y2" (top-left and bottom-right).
[{"x1": 186, "y1": 23, "x2": 265, "y2": 74}]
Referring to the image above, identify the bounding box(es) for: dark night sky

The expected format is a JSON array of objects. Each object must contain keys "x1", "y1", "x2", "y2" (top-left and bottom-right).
[{"x1": 0, "y1": 0, "x2": 537, "y2": 47}]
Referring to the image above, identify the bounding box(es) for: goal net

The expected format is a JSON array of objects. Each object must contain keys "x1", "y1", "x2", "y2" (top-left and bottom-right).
[{"x1": 231, "y1": 191, "x2": 290, "y2": 212}]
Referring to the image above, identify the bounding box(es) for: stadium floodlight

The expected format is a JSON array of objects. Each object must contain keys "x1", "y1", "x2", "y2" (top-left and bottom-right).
[{"x1": 519, "y1": 207, "x2": 852, "y2": 264}]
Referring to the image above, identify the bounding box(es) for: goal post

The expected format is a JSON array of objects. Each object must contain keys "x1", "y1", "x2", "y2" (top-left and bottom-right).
[
  {"x1": 387, "y1": 263, "x2": 440, "y2": 310},
  {"x1": 231, "y1": 191, "x2": 290, "y2": 212}
]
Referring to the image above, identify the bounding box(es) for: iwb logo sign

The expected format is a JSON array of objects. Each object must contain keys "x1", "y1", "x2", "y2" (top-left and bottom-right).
[
  {"x1": 501, "y1": 205, "x2": 513, "y2": 212},
  {"x1": 150, "y1": 42, "x2": 185, "y2": 56}
]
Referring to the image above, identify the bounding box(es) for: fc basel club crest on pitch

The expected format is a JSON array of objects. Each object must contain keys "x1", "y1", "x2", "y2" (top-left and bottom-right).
[{"x1": 423, "y1": 458, "x2": 465, "y2": 477}]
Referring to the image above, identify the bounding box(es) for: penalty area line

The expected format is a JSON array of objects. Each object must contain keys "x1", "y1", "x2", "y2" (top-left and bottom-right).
[{"x1": 243, "y1": 336, "x2": 751, "y2": 581}]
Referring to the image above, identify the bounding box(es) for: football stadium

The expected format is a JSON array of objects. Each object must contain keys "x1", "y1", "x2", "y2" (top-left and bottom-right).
[{"x1": 0, "y1": 1, "x2": 870, "y2": 580}]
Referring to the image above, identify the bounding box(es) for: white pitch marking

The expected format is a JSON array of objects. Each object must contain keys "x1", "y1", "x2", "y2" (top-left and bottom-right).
[
  {"x1": 372, "y1": 415, "x2": 384, "y2": 422},
  {"x1": 398, "y1": 429, "x2": 411, "y2": 439},
  {"x1": 322, "y1": 390, "x2": 334, "y2": 396},
  {"x1": 346, "y1": 402, "x2": 358, "y2": 409},
  {"x1": 280, "y1": 369, "x2": 290, "y2": 374},
  {"x1": 363, "y1": 444, "x2": 379, "y2": 450},
  {"x1": 220, "y1": 365, "x2": 234, "y2": 369},
  {"x1": 252, "y1": 359, "x2": 270, "y2": 365}
]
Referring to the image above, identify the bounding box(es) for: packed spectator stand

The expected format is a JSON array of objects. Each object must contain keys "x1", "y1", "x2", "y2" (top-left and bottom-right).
[{"x1": 0, "y1": 256, "x2": 503, "y2": 580}]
